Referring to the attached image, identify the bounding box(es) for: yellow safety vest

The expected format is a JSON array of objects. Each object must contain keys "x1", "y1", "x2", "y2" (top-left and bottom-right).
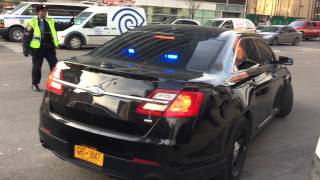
[{"x1": 26, "y1": 17, "x2": 59, "y2": 49}]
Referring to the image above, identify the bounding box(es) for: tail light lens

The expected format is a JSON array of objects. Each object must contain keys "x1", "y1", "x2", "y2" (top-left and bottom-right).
[
  {"x1": 136, "y1": 89, "x2": 204, "y2": 118},
  {"x1": 46, "y1": 64, "x2": 63, "y2": 95}
]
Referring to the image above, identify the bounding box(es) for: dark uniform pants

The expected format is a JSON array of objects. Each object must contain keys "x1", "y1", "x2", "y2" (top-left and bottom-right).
[{"x1": 31, "y1": 47, "x2": 58, "y2": 85}]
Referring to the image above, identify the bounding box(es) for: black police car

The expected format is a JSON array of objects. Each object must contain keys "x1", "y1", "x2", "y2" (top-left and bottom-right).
[{"x1": 39, "y1": 25, "x2": 294, "y2": 180}]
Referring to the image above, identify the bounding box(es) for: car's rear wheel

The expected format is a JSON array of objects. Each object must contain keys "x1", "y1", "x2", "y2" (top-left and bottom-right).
[
  {"x1": 8, "y1": 26, "x2": 24, "y2": 42},
  {"x1": 277, "y1": 82, "x2": 293, "y2": 117},
  {"x1": 67, "y1": 35, "x2": 83, "y2": 50},
  {"x1": 218, "y1": 117, "x2": 249, "y2": 180},
  {"x1": 292, "y1": 38, "x2": 300, "y2": 46}
]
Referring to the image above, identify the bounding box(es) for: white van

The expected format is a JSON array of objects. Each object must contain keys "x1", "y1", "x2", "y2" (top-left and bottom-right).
[
  {"x1": 204, "y1": 18, "x2": 256, "y2": 33},
  {"x1": 0, "y1": 2, "x2": 91, "y2": 42},
  {"x1": 58, "y1": 6, "x2": 147, "y2": 49}
]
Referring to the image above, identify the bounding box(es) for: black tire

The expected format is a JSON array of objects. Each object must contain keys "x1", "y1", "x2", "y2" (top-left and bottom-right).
[
  {"x1": 277, "y1": 82, "x2": 293, "y2": 117},
  {"x1": 218, "y1": 117, "x2": 249, "y2": 180},
  {"x1": 8, "y1": 26, "x2": 24, "y2": 42},
  {"x1": 292, "y1": 38, "x2": 300, "y2": 46},
  {"x1": 271, "y1": 38, "x2": 279, "y2": 46},
  {"x1": 67, "y1": 35, "x2": 83, "y2": 50}
]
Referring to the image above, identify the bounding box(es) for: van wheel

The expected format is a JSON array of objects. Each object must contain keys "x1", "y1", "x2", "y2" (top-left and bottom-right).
[
  {"x1": 67, "y1": 35, "x2": 83, "y2": 50},
  {"x1": 292, "y1": 38, "x2": 300, "y2": 46},
  {"x1": 217, "y1": 117, "x2": 249, "y2": 180},
  {"x1": 277, "y1": 82, "x2": 293, "y2": 117},
  {"x1": 8, "y1": 26, "x2": 24, "y2": 42}
]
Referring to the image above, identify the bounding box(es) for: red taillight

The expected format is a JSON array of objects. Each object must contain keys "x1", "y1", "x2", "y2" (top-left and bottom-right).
[
  {"x1": 154, "y1": 35, "x2": 176, "y2": 40},
  {"x1": 136, "y1": 89, "x2": 204, "y2": 118},
  {"x1": 46, "y1": 65, "x2": 63, "y2": 95},
  {"x1": 133, "y1": 158, "x2": 160, "y2": 166}
]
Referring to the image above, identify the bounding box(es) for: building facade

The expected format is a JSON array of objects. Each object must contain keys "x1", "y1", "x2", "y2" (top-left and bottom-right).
[
  {"x1": 246, "y1": 0, "x2": 316, "y2": 19},
  {"x1": 48, "y1": 0, "x2": 246, "y2": 24},
  {"x1": 133, "y1": 0, "x2": 246, "y2": 24}
]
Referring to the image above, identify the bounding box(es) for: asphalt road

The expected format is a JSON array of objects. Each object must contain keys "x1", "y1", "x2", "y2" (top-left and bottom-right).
[{"x1": 0, "y1": 39, "x2": 319, "y2": 180}]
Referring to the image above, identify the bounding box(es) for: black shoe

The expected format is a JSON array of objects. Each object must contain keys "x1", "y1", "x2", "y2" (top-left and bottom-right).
[{"x1": 32, "y1": 85, "x2": 41, "y2": 92}]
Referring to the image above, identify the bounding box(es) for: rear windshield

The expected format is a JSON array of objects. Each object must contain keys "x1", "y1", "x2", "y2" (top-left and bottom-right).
[
  {"x1": 89, "y1": 30, "x2": 224, "y2": 73},
  {"x1": 261, "y1": 26, "x2": 279, "y2": 32},
  {"x1": 289, "y1": 21, "x2": 305, "y2": 27}
]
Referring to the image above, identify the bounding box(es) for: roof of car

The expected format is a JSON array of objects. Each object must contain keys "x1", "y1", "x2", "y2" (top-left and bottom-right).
[
  {"x1": 134, "y1": 24, "x2": 230, "y2": 36},
  {"x1": 20, "y1": 1, "x2": 92, "y2": 7},
  {"x1": 134, "y1": 25, "x2": 260, "y2": 40}
]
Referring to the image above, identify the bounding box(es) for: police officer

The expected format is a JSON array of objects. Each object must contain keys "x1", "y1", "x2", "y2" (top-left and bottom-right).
[{"x1": 23, "y1": 4, "x2": 59, "y2": 92}]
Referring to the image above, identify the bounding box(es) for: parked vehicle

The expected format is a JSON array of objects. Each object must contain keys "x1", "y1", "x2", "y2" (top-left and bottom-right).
[
  {"x1": 258, "y1": 25, "x2": 302, "y2": 46},
  {"x1": 57, "y1": 6, "x2": 146, "y2": 49},
  {"x1": 0, "y1": 2, "x2": 91, "y2": 42},
  {"x1": 289, "y1": 20, "x2": 320, "y2": 40},
  {"x1": 162, "y1": 19, "x2": 200, "y2": 26},
  {"x1": 40, "y1": 25, "x2": 294, "y2": 180},
  {"x1": 204, "y1": 18, "x2": 256, "y2": 33},
  {"x1": 256, "y1": 25, "x2": 266, "y2": 33},
  {"x1": 311, "y1": 137, "x2": 320, "y2": 180}
]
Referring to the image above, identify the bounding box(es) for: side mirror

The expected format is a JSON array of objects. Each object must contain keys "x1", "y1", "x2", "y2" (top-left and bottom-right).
[{"x1": 277, "y1": 56, "x2": 294, "y2": 65}]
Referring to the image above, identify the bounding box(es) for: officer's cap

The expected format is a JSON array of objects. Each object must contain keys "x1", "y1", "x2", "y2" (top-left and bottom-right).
[{"x1": 36, "y1": 4, "x2": 48, "y2": 12}]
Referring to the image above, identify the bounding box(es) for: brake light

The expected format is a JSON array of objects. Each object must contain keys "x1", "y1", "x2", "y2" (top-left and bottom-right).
[
  {"x1": 154, "y1": 35, "x2": 176, "y2": 40},
  {"x1": 133, "y1": 158, "x2": 160, "y2": 166},
  {"x1": 136, "y1": 89, "x2": 204, "y2": 118},
  {"x1": 0, "y1": 19, "x2": 4, "y2": 28},
  {"x1": 46, "y1": 65, "x2": 63, "y2": 95}
]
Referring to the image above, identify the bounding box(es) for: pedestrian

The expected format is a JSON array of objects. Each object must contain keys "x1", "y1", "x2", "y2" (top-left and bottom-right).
[{"x1": 22, "y1": 4, "x2": 59, "y2": 92}]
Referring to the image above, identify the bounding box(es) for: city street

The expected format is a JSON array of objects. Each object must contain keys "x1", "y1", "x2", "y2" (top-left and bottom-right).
[{"x1": 0, "y1": 39, "x2": 319, "y2": 180}]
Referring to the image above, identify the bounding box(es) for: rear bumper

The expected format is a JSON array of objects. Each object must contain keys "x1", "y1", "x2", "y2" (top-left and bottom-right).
[
  {"x1": 0, "y1": 27, "x2": 9, "y2": 36},
  {"x1": 39, "y1": 112, "x2": 225, "y2": 180}
]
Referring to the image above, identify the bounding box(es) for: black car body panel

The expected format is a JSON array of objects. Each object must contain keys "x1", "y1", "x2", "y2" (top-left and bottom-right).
[{"x1": 39, "y1": 25, "x2": 293, "y2": 180}]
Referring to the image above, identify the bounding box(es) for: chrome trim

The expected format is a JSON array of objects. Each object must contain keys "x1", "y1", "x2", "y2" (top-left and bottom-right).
[{"x1": 53, "y1": 78, "x2": 170, "y2": 105}]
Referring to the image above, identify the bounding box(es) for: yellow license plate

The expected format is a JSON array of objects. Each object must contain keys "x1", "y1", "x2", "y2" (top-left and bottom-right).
[{"x1": 74, "y1": 145, "x2": 104, "y2": 166}]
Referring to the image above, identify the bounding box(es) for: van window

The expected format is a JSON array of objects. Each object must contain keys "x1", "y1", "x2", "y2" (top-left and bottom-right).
[
  {"x1": 47, "y1": 5, "x2": 87, "y2": 16},
  {"x1": 91, "y1": 13, "x2": 108, "y2": 27},
  {"x1": 74, "y1": 12, "x2": 93, "y2": 25},
  {"x1": 221, "y1": 20, "x2": 234, "y2": 29},
  {"x1": 22, "y1": 4, "x2": 37, "y2": 15}
]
